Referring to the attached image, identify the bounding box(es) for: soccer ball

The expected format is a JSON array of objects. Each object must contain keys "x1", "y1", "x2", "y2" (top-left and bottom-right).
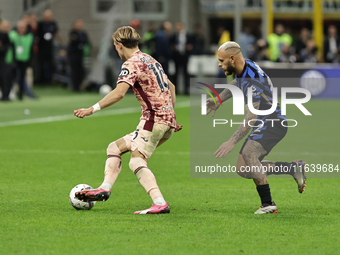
[
  {"x1": 99, "y1": 84, "x2": 112, "y2": 98},
  {"x1": 69, "y1": 184, "x2": 96, "y2": 210}
]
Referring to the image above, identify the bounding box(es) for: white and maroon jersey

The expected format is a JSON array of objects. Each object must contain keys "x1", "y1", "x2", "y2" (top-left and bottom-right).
[{"x1": 117, "y1": 50, "x2": 177, "y2": 131}]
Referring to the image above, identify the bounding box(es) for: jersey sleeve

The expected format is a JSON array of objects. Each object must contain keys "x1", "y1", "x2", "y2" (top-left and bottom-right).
[{"x1": 117, "y1": 62, "x2": 138, "y2": 86}]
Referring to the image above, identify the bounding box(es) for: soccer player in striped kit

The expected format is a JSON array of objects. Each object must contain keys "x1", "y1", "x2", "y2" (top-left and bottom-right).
[{"x1": 207, "y1": 41, "x2": 306, "y2": 214}]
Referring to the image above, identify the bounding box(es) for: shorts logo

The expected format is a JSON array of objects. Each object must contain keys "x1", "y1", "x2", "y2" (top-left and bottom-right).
[
  {"x1": 141, "y1": 137, "x2": 148, "y2": 142},
  {"x1": 119, "y1": 68, "x2": 129, "y2": 78}
]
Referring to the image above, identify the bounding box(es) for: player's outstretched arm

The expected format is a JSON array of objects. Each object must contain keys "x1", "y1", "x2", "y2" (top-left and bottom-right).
[
  {"x1": 206, "y1": 79, "x2": 237, "y2": 117},
  {"x1": 168, "y1": 79, "x2": 176, "y2": 108},
  {"x1": 214, "y1": 102, "x2": 259, "y2": 158},
  {"x1": 74, "y1": 82, "x2": 130, "y2": 118}
]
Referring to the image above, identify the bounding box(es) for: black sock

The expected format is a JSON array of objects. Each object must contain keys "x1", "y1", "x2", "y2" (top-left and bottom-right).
[
  {"x1": 256, "y1": 184, "x2": 272, "y2": 205},
  {"x1": 266, "y1": 162, "x2": 297, "y2": 176}
]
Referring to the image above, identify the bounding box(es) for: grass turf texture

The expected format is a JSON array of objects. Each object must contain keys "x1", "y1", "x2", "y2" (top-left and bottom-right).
[{"x1": 0, "y1": 86, "x2": 339, "y2": 255}]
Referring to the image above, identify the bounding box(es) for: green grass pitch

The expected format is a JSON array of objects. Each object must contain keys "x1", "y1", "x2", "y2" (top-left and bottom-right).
[{"x1": 0, "y1": 87, "x2": 339, "y2": 254}]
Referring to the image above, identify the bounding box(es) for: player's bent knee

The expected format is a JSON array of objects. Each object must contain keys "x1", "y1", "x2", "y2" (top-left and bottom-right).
[
  {"x1": 107, "y1": 138, "x2": 130, "y2": 156},
  {"x1": 129, "y1": 157, "x2": 147, "y2": 174},
  {"x1": 107, "y1": 141, "x2": 121, "y2": 156}
]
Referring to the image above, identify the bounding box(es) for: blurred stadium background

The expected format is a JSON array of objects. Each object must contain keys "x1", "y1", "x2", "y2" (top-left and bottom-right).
[{"x1": 1, "y1": 0, "x2": 340, "y2": 96}]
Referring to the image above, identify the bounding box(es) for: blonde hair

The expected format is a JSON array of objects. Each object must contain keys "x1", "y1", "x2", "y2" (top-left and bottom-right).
[
  {"x1": 218, "y1": 41, "x2": 241, "y2": 51},
  {"x1": 112, "y1": 26, "x2": 141, "y2": 48}
]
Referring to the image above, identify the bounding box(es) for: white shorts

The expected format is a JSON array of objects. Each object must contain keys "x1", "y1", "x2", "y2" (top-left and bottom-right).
[{"x1": 122, "y1": 120, "x2": 174, "y2": 159}]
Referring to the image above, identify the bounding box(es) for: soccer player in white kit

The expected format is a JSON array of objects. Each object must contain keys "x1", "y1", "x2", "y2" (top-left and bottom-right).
[{"x1": 74, "y1": 26, "x2": 182, "y2": 214}]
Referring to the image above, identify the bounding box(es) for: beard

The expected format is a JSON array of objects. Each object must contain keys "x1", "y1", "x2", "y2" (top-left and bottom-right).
[{"x1": 225, "y1": 60, "x2": 235, "y2": 75}]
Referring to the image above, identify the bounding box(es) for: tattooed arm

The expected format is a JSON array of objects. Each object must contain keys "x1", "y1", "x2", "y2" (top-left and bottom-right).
[
  {"x1": 206, "y1": 79, "x2": 237, "y2": 117},
  {"x1": 229, "y1": 102, "x2": 259, "y2": 144},
  {"x1": 219, "y1": 79, "x2": 237, "y2": 102},
  {"x1": 214, "y1": 102, "x2": 260, "y2": 158}
]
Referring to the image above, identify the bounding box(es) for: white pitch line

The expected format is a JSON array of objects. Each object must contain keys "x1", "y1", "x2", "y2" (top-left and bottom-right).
[
  {"x1": 0, "y1": 100, "x2": 191, "y2": 128},
  {"x1": 0, "y1": 107, "x2": 140, "y2": 128}
]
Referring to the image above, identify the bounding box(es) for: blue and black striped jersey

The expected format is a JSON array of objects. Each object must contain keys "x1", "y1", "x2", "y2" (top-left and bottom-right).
[{"x1": 235, "y1": 59, "x2": 286, "y2": 120}]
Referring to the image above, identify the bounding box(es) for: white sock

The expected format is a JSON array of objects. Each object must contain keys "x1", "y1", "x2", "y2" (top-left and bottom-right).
[
  {"x1": 153, "y1": 196, "x2": 166, "y2": 206},
  {"x1": 99, "y1": 183, "x2": 113, "y2": 191}
]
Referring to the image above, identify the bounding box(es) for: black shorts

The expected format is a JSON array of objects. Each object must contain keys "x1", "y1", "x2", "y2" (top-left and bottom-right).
[{"x1": 239, "y1": 119, "x2": 288, "y2": 161}]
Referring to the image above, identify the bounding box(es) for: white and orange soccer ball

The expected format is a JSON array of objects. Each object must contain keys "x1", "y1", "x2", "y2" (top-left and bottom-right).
[{"x1": 69, "y1": 184, "x2": 96, "y2": 210}]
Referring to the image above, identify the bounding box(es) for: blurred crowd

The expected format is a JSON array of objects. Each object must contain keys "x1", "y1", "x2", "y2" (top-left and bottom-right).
[
  {"x1": 0, "y1": 9, "x2": 90, "y2": 101},
  {"x1": 128, "y1": 20, "x2": 340, "y2": 92},
  {"x1": 1, "y1": 10, "x2": 340, "y2": 100},
  {"x1": 248, "y1": 23, "x2": 340, "y2": 64},
  {"x1": 126, "y1": 20, "x2": 206, "y2": 95}
]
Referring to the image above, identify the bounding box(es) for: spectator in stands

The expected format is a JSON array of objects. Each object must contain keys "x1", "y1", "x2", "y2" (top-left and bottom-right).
[
  {"x1": 239, "y1": 26, "x2": 256, "y2": 59},
  {"x1": 20, "y1": 15, "x2": 37, "y2": 98},
  {"x1": 54, "y1": 48, "x2": 70, "y2": 86},
  {"x1": 324, "y1": 25, "x2": 340, "y2": 63},
  {"x1": 249, "y1": 39, "x2": 268, "y2": 61},
  {"x1": 68, "y1": 19, "x2": 90, "y2": 92},
  {"x1": 277, "y1": 44, "x2": 296, "y2": 63},
  {"x1": 130, "y1": 19, "x2": 141, "y2": 34},
  {"x1": 11, "y1": 16, "x2": 37, "y2": 99},
  {"x1": 267, "y1": 23, "x2": 292, "y2": 62},
  {"x1": 191, "y1": 23, "x2": 205, "y2": 55},
  {"x1": 295, "y1": 27, "x2": 310, "y2": 57},
  {"x1": 130, "y1": 19, "x2": 143, "y2": 50},
  {"x1": 9, "y1": 20, "x2": 34, "y2": 100},
  {"x1": 29, "y1": 13, "x2": 39, "y2": 83},
  {"x1": 29, "y1": 14, "x2": 38, "y2": 34},
  {"x1": 0, "y1": 20, "x2": 12, "y2": 101},
  {"x1": 215, "y1": 26, "x2": 230, "y2": 58},
  {"x1": 299, "y1": 39, "x2": 318, "y2": 63},
  {"x1": 13, "y1": 15, "x2": 31, "y2": 34},
  {"x1": 216, "y1": 26, "x2": 231, "y2": 77},
  {"x1": 142, "y1": 22, "x2": 156, "y2": 56},
  {"x1": 170, "y1": 22, "x2": 193, "y2": 95},
  {"x1": 37, "y1": 9, "x2": 63, "y2": 84},
  {"x1": 154, "y1": 21, "x2": 172, "y2": 76},
  {"x1": 1, "y1": 20, "x2": 15, "y2": 101}
]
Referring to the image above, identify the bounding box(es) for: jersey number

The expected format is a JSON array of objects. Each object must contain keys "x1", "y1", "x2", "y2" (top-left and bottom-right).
[{"x1": 148, "y1": 63, "x2": 169, "y2": 93}]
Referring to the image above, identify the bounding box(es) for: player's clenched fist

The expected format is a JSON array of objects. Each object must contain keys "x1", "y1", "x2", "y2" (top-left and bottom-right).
[{"x1": 74, "y1": 108, "x2": 93, "y2": 118}]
